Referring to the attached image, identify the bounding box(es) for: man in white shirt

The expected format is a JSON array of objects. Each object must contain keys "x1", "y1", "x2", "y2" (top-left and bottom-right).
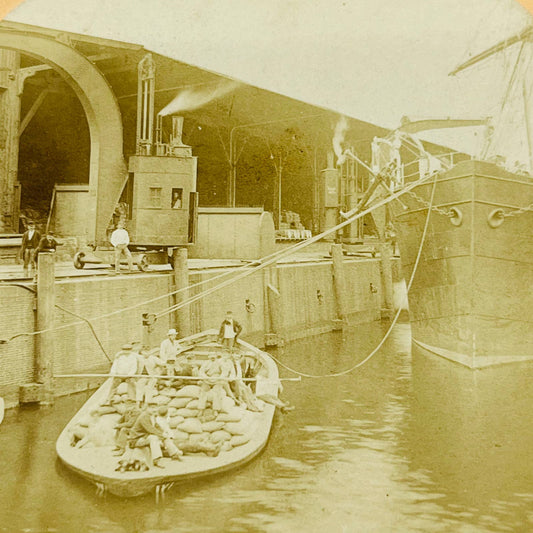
[
  {"x1": 136, "y1": 346, "x2": 164, "y2": 406},
  {"x1": 110, "y1": 221, "x2": 133, "y2": 274},
  {"x1": 159, "y1": 328, "x2": 183, "y2": 376},
  {"x1": 103, "y1": 343, "x2": 139, "y2": 404}
]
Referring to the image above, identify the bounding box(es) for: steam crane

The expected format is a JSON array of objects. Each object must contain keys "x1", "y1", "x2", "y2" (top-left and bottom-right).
[{"x1": 73, "y1": 53, "x2": 199, "y2": 272}]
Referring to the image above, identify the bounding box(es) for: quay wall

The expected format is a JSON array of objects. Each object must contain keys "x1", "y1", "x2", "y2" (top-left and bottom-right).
[{"x1": 0, "y1": 257, "x2": 389, "y2": 408}]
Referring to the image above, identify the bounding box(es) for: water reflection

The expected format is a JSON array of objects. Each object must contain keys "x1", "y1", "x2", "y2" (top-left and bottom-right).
[{"x1": 0, "y1": 322, "x2": 531, "y2": 532}]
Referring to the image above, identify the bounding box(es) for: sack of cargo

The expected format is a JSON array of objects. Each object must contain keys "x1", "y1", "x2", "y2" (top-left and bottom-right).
[
  {"x1": 176, "y1": 408, "x2": 200, "y2": 418},
  {"x1": 166, "y1": 387, "x2": 179, "y2": 397},
  {"x1": 159, "y1": 387, "x2": 174, "y2": 397},
  {"x1": 177, "y1": 418, "x2": 203, "y2": 434},
  {"x1": 210, "y1": 429, "x2": 232, "y2": 443},
  {"x1": 220, "y1": 396, "x2": 235, "y2": 413},
  {"x1": 168, "y1": 397, "x2": 191, "y2": 409},
  {"x1": 172, "y1": 429, "x2": 189, "y2": 442},
  {"x1": 230, "y1": 434, "x2": 251, "y2": 447},
  {"x1": 198, "y1": 408, "x2": 217, "y2": 423},
  {"x1": 117, "y1": 383, "x2": 129, "y2": 395},
  {"x1": 220, "y1": 441, "x2": 233, "y2": 453},
  {"x1": 153, "y1": 395, "x2": 170, "y2": 405},
  {"x1": 174, "y1": 385, "x2": 201, "y2": 398},
  {"x1": 224, "y1": 422, "x2": 247, "y2": 435},
  {"x1": 188, "y1": 432, "x2": 211, "y2": 445},
  {"x1": 216, "y1": 406, "x2": 244, "y2": 423},
  {"x1": 201, "y1": 421, "x2": 225, "y2": 433},
  {"x1": 168, "y1": 415, "x2": 185, "y2": 429},
  {"x1": 167, "y1": 407, "x2": 178, "y2": 417},
  {"x1": 186, "y1": 399, "x2": 199, "y2": 409}
]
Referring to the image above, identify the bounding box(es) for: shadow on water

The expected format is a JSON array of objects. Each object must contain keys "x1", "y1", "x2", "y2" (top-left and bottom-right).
[{"x1": 0, "y1": 322, "x2": 531, "y2": 532}]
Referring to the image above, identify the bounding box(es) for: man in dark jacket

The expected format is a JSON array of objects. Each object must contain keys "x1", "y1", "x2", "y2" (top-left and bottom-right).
[
  {"x1": 217, "y1": 311, "x2": 242, "y2": 352},
  {"x1": 35, "y1": 231, "x2": 59, "y2": 265},
  {"x1": 21, "y1": 221, "x2": 41, "y2": 275},
  {"x1": 128, "y1": 404, "x2": 182, "y2": 467}
]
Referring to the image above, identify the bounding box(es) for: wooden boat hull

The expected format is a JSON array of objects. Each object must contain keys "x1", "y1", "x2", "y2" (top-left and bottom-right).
[
  {"x1": 56, "y1": 330, "x2": 279, "y2": 497},
  {"x1": 390, "y1": 160, "x2": 533, "y2": 368}
]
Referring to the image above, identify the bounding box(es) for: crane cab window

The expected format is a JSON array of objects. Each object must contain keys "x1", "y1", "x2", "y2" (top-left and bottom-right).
[
  {"x1": 171, "y1": 188, "x2": 183, "y2": 209},
  {"x1": 149, "y1": 187, "x2": 162, "y2": 208}
]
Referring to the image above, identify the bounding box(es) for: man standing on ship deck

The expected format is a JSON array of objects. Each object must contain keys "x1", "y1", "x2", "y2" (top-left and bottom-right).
[{"x1": 217, "y1": 311, "x2": 242, "y2": 352}]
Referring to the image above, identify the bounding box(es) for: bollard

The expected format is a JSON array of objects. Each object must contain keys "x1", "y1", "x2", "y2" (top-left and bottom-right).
[
  {"x1": 173, "y1": 247, "x2": 191, "y2": 337},
  {"x1": 36, "y1": 252, "x2": 55, "y2": 404},
  {"x1": 331, "y1": 244, "x2": 347, "y2": 322}
]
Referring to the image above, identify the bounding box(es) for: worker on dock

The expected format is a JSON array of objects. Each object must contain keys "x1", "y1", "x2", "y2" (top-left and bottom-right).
[
  {"x1": 217, "y1": 311, "x2": 242, "y2": 352},
  {"x1": 110, "y1": 220, "x2": 133, "y2": 274},
  {"x1": 21, "y1": 220, "x2": 41, "y2": 276},
  {"x1": 159, "y1": 328, "x2": 183, "y2": 377},
  {"x1": 103, "y1": 343, "x2": 138, "y2": 405}
]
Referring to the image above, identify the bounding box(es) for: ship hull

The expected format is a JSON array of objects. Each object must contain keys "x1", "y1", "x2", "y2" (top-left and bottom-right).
[{"x1": 391, "y1": 160, "x2": 533, "y2": 368}]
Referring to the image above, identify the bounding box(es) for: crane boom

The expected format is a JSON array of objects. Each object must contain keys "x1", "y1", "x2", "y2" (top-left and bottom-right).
[{"x1": 449, "y1": 25, "x2": 533, "y2": 76}]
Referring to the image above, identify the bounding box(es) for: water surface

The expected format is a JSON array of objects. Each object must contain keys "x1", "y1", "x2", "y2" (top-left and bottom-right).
[{"x1": 0, "y1": 322, "x2": 531, "y2": 532}]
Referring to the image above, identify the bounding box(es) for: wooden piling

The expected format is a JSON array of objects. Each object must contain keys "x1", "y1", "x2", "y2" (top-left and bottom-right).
[
  {"x1": 36, "y1": 252, "x2": 55, "y2": 403},
  {"x1": 331, "y1": 244, "x2": 347, "y2": 322},
  {"x1": 173, "y1": 247, "x2": 191, "y2": 337},
  {"x1": 378, "y1": 243, "x2": 394, "y2": 317},
  {"x1": 265, "y1": 266, "x2": 284, "y2": 346}
]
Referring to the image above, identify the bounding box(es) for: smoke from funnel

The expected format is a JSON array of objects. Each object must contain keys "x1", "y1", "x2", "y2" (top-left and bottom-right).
[
  {"x1": 333, "y1": 116, "x2": 348, "y2": 166},
  {"x1": 159, "y1": 81, "x2": 240, "y2": 116}
]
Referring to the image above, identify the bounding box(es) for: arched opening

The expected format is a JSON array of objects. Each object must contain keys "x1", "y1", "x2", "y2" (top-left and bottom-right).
[{"x1": 0, "y1": 28, "x2": 126, "y2": 243}]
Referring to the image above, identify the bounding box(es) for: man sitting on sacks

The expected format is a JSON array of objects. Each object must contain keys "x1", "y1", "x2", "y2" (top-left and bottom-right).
[
  {"x1": 128, "y1": 403, "x2": 183, "y2": 468},
  {"x1": 230, "y1": 352, "x2": 262, "y2": 412},
  {"x1": 102, "y1": 343, "x2": 139, "y2": 405},
  {"x1": 113, "y1": 399, "x2": 142, "y2": 456},
  {"x1": 160, "y1": 328, "x2": 184, "y2": 378},
  {"x1": 136, "y1": 345, "x2": 165, "y2": 407},
  {"x1": 197, "y1": 352, "x2": 225, "y2": 413},
  {"x1": 175, "y1": 352, "x2": 198, "y2": 379}
]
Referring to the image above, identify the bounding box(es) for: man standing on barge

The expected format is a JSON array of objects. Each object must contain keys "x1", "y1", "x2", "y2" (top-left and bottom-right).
[{"x1": 217, "y1": 311, "x2": 242, "y2": 352}]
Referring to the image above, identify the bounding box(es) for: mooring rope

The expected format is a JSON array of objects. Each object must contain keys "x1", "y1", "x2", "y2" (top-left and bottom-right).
[
  {"x1": 1, "y1": 170, "x2": 436, "y2": 346},
  {"x1": 265, "y1": 171, "x2": 439, "y2": 379}
]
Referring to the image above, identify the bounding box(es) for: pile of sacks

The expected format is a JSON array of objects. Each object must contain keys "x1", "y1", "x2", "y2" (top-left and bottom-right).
[{"x1": 116, "y1": 382, "x2": 257, "y2": 454}]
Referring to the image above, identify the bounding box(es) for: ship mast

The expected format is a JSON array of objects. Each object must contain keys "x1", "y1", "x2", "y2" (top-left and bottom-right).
[{"x1": 450, "y1": 25, "x2": 533, "y2": 171}]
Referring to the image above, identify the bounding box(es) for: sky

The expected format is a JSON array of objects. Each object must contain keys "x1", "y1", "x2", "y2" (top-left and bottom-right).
[{"x1": 4, "y1": 0, "x2": 533, "y2": 161}]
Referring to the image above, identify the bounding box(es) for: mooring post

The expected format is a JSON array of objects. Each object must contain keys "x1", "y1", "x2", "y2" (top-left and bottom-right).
[
  {"x1": 331, "y1": 244, "x2": 347, "y2": 327},
  {"x1": 378, "y1": 242, "x2": 394, "y2": 318},
  {"x1": 36, "y1": 252, "x2": 55, "y2": 404},
  {"x1": 172, "y1": 247, "x2": 191, "y2": 337}
]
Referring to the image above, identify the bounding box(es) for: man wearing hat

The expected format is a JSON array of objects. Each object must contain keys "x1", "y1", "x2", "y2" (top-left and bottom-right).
[
  {"x1": 159, "y1": 328, "x2": 183, "y2": 377},
  {"x1": 21, "y1": 220, "x2": 41, "y2": 276},
  {"x1": 217, "y1": 311, "x2": 242, "y2": 352},
  {"x1": 103, "y1": 343, "x2": 139, "y2": 405}
]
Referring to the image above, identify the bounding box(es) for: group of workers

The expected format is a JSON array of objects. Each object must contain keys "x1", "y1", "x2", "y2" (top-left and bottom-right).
[
  {"x1": 72, "y1": 312, "x2": 271, "y2": 468},
  {"x1": 20, "y1": 220, "x2": 59, "y2": 276}
]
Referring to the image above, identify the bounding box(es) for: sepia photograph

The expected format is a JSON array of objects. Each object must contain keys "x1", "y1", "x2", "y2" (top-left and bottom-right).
[{"x1": 0, "y1": 0, "x2": 532, "y2": 531}]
